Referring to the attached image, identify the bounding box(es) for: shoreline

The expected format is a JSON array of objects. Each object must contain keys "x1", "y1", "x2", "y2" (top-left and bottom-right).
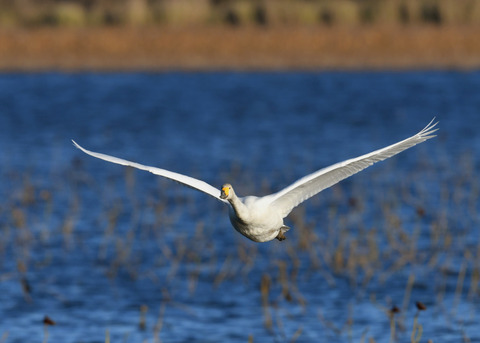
[{"x1": 0, "y1": 26, "x2": 479, "y2": 71}]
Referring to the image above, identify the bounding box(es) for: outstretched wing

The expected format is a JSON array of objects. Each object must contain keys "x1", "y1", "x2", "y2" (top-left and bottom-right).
[
  {"x1": 72, "y1": 140, "x2": 228, "y2": 203},
  {"x1": 269, "y1": 119, "x2": 438, "y2": 217}
]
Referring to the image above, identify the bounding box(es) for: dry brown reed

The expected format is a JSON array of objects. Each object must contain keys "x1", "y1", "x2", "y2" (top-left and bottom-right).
[
  {"x1": 260, "y1": 273, "x2": 273, "y2": 330},
  {"x1": 153, "y1": 303, "x2": 167, "y2": 343},
  {"x1": 139, "y1": 304, "x2": 148, "y2": 330},
  {"x1": 42, "y1": 315, "x2": 55, "y2": 343},
  {"x1": 411, "y1": 302, "x2": 426, "y2": 343},
  {"x1": 388, "y1": 305, "x2": 400, "y2": 343}
]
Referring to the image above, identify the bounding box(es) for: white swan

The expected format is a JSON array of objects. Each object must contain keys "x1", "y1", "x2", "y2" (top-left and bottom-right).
[{"x1": 73, "y1": 119, "x2": 437, "y2": 243}]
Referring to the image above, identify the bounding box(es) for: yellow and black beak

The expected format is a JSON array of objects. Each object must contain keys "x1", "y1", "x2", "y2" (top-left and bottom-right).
[{"x1": 220, "y1": 186, "x2": 229, "y2": 199}]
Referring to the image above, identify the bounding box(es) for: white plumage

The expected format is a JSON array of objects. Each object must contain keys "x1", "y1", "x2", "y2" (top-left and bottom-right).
[{"x1": 73, "y1": 119, "x2": 437, "y2": 243}]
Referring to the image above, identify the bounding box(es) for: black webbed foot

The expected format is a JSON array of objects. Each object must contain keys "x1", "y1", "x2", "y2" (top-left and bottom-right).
[{"x1": 276, "y1": 232, "x2": 286, "y2": 241}]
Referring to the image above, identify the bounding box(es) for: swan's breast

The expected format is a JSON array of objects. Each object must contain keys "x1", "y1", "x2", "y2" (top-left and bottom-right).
[{"x1": 228, "y1": 197, "x2": 283, "y2": 242}]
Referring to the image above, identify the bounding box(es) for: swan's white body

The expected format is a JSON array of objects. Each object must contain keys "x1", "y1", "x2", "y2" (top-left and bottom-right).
[{"x1": 73, "y1": 119, "x2": 437, "y2": 243}]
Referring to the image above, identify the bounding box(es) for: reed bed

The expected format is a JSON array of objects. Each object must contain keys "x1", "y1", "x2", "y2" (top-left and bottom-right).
[{"x1": 0, "y1": 146, "x2": 478, "y2": 342}]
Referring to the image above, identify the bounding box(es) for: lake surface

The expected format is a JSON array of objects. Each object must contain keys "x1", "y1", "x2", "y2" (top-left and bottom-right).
[{"x1": 0, "y1": 72, "x2": 479, "y2": 342}]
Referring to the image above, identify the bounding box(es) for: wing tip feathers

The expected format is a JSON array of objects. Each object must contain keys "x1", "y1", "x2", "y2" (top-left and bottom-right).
[
  {"x1": 71, "y1": 139, "x2": 89, "y2": 153},
  {"x1": 418, "y1": 117, "x2": 438, "y2": 139}
]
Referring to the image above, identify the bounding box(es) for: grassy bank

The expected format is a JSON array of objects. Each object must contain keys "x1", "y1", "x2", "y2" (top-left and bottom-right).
[
  {"x1": 0, "y1": 25, "x2": 479, "y2": 71},
  {"x1": 1, "y1": 0, "x2": 480, "y2": 27}
]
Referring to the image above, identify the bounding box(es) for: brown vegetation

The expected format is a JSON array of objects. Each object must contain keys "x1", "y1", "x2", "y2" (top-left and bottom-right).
[
  {"x1": 0, "y1": 0, "x2": 480, "y2": 70},
  {"x1": 0, "y1": 25, "x2": 479, "y2": 71},
  {"x1": 2, "y1": 0, "x2": 480, "y2": 27}
]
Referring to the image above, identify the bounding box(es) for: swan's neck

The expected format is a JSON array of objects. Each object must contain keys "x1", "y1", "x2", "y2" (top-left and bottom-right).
[{"x1": 229, "y1": 195, "x2": 249, "y2": 220}]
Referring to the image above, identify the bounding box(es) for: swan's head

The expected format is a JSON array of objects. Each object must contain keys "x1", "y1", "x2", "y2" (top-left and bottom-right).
[{"x1": 220, "y1": 183, "x2": 233, "y2": 200}]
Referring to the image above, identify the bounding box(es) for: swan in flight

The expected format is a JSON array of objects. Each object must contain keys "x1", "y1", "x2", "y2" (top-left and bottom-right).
[{"x1": 73, "y1": 119, "x2": 437, "y2": 243}]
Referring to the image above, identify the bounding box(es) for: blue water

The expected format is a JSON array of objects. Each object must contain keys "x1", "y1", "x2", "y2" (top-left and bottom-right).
[{"x1": 0, "y1": 72, "x2": 479, "y2": 342}]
